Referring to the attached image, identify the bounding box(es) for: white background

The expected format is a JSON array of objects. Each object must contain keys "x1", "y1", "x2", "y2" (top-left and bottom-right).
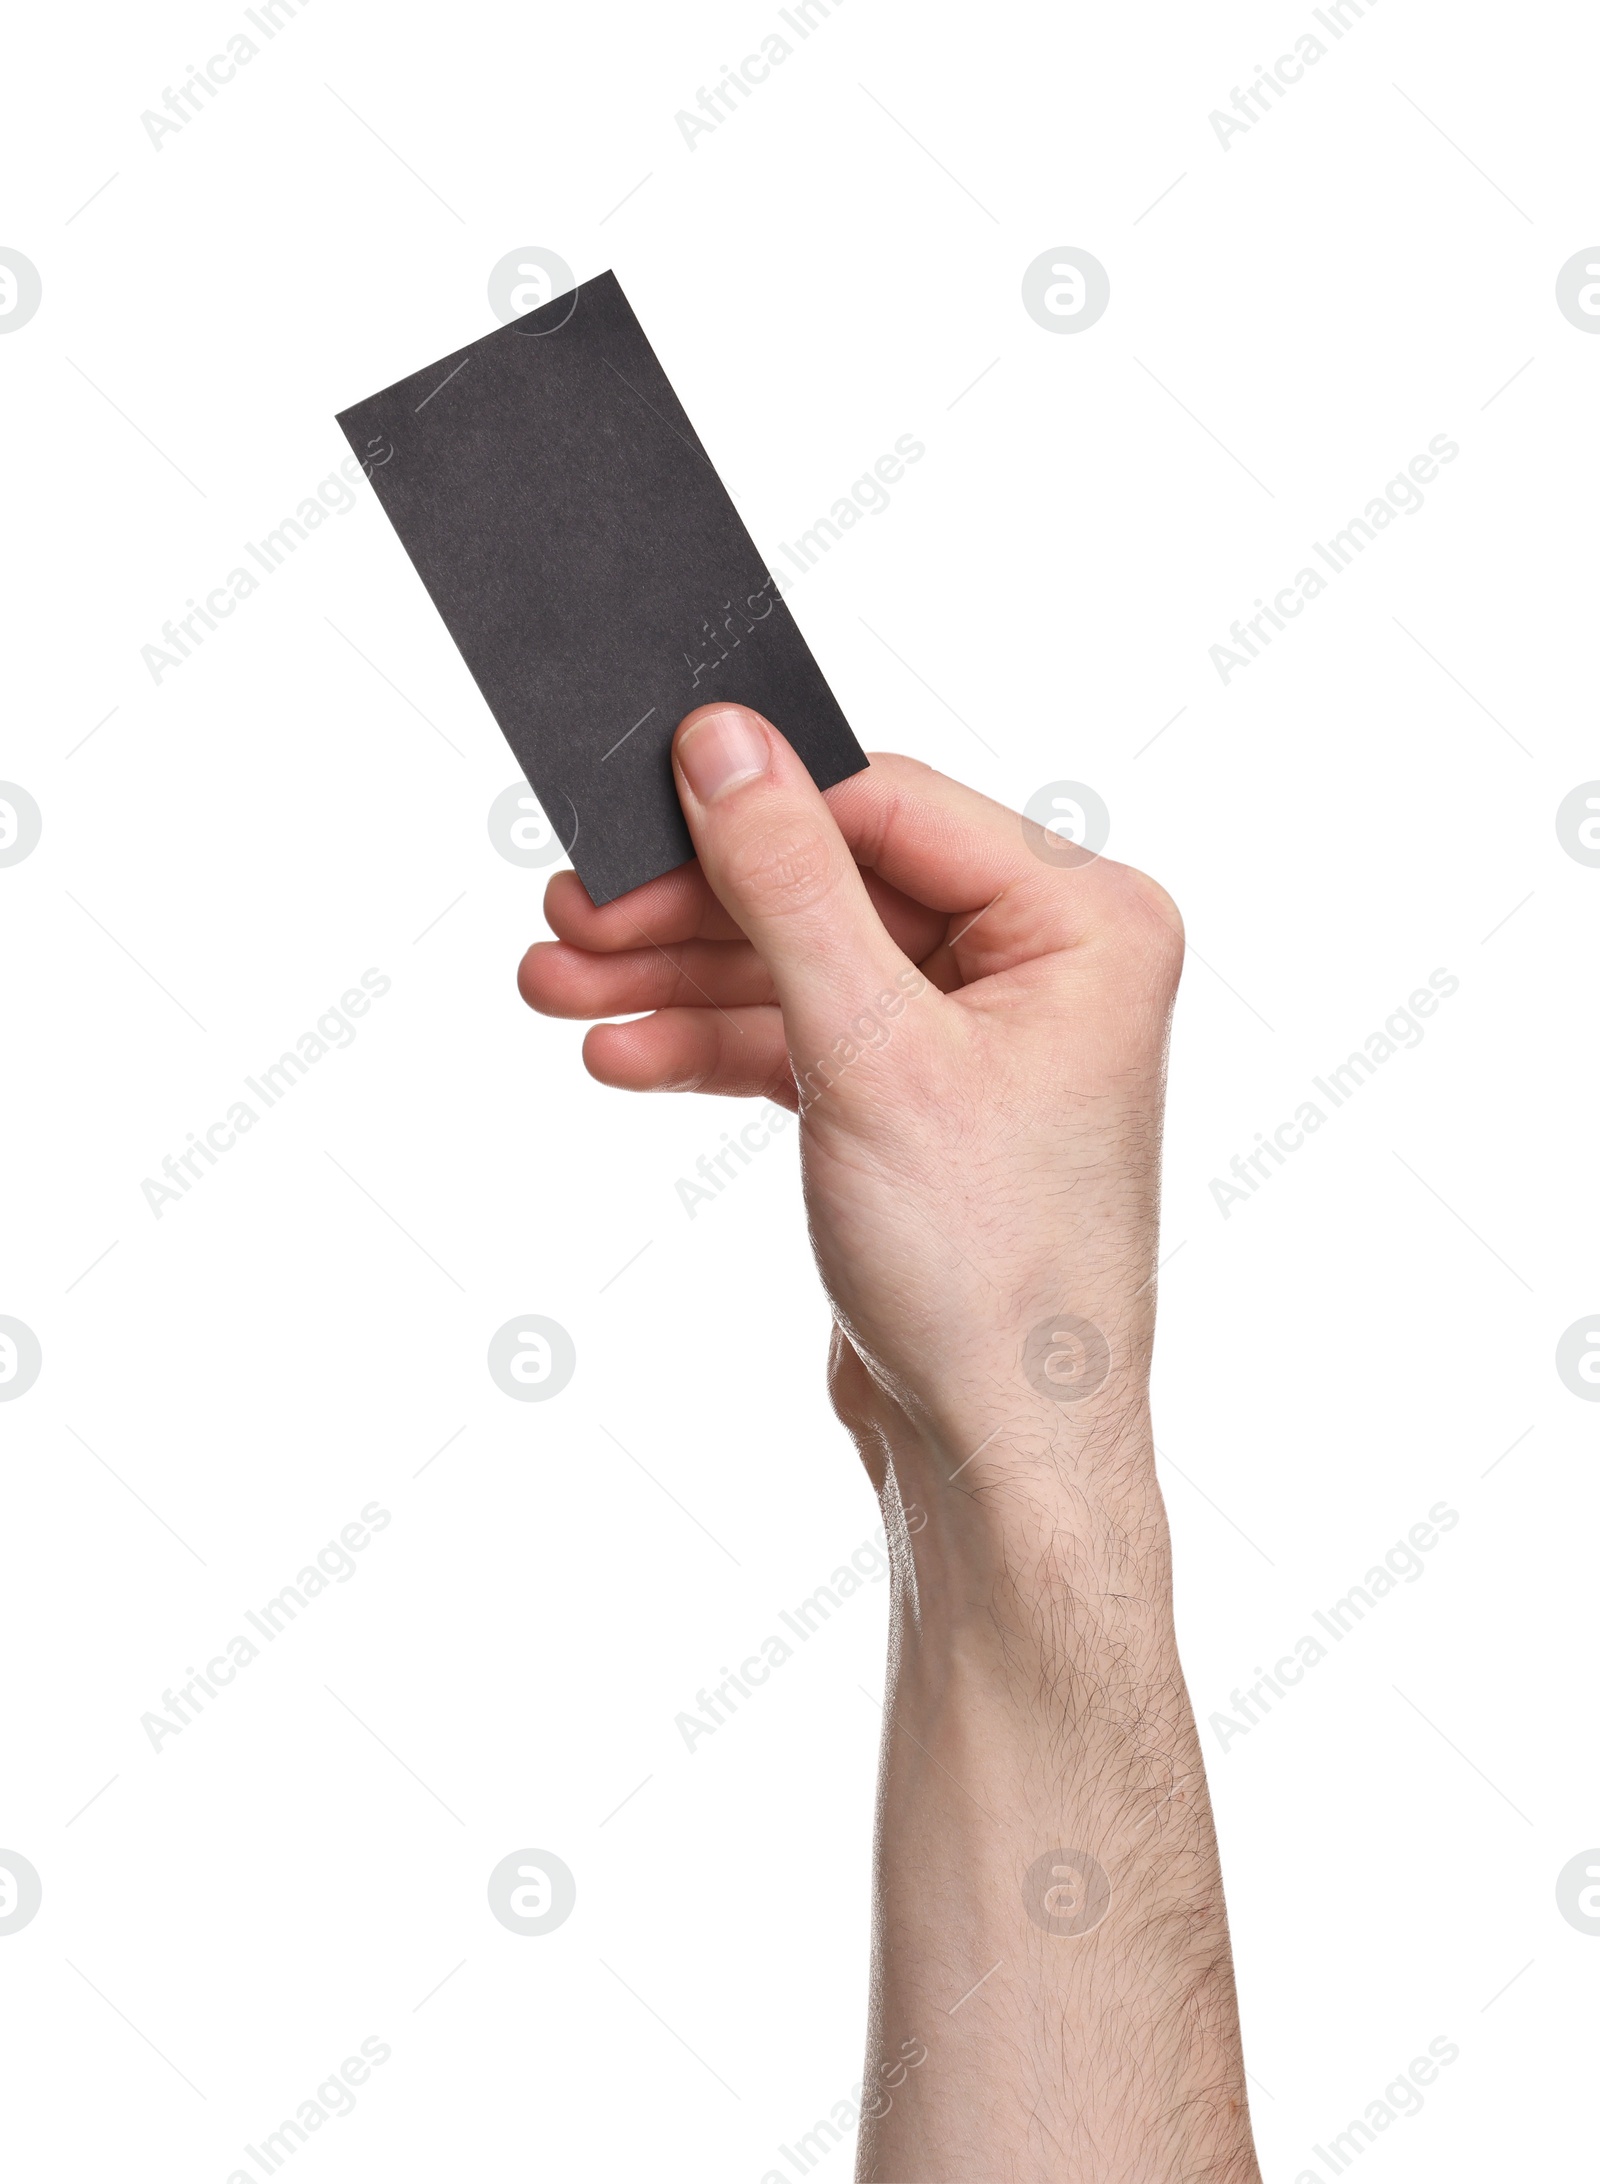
[{"x1": 1, "y1": 1, "x2": 1595, "y2": 2177}]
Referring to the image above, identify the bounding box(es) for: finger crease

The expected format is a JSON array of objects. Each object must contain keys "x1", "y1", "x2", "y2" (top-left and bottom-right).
[{"x1": 609, "y1": 908, "x2": 745, "y2": 1035}]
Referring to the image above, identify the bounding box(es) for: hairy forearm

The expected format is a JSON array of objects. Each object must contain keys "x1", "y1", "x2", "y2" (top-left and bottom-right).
[{"x1": 854, "y1": 1401, "x2": 1260, "y2": 2184}]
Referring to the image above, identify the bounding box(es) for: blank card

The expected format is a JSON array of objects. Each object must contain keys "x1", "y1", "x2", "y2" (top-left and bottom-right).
[{"x1": 336, "y1": 270, "x2": 868, "y2": 905}]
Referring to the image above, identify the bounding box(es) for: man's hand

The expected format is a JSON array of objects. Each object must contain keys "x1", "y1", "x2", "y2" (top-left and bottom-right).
[{"x1": 519, "y1": 707, "x2": 1260, "y2": 2183}]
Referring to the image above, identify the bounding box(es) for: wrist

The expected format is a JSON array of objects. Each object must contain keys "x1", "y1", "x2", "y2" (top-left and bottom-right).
[
  {"x1": 861, "y1": 1380, "x2": 1172, "y2": 1651},
  {"x1": 848, "y1": 1272, "x2": 1160, "y2": 1476}
]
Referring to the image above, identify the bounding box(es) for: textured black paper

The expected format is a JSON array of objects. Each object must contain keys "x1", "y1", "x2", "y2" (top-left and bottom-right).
[{"x1": 336, "y1": 269, "x2": 867, "y2": 905}]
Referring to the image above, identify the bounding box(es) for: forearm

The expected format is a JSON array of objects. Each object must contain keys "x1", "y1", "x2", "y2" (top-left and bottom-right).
[{"x1": 855, "y1": 1400, "x2": 1259, "y2": 2183}]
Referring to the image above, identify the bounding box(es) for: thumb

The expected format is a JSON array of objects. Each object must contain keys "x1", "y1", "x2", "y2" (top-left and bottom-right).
[{"x1": 672, "y1": 705, "x2": 924, "y2": 1075}]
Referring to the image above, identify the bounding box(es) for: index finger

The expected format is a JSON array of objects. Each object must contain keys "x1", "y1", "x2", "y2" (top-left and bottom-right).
[
  {"x1": 826, "y1": 753, "x2": 1181, "y2": 978},
  {"x1": 542, "y1": 831, "x2": 949, "y2": 963}
]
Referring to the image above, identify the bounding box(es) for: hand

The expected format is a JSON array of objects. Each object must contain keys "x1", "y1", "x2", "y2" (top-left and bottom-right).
[{"x1": 518, "y1": 704, "x2": 1185, "y2": 1544}]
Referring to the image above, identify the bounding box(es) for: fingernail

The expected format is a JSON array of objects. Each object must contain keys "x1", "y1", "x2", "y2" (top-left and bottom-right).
[{"x1": 677, "y1": 709, "x2": 770, "y2": 804}]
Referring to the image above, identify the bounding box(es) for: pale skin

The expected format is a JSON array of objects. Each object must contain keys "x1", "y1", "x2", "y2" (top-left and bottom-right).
[{"x1": 519, "y1": 706, "x2": 1261, "y2": 2184}]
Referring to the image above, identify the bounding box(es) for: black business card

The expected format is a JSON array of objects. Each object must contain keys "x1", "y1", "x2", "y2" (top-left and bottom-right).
[{"x1": 336, "y1": 270, "x2": 868, "y2": 904}]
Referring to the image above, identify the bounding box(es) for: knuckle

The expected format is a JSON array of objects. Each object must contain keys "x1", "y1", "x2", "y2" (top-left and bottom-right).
[
  {"x1": 722, "y1": 816, "x2": 838, "y2": 921},
  {"x1": 1048, "y1": 857, "x2": 1184, "y2": 987},
  {"x1": 1106, "y1": 864, "x2": 1186, "y2": 982},
  {"x1": 1123, "y1": 863, "x2": 1185, "y2": 944}
]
